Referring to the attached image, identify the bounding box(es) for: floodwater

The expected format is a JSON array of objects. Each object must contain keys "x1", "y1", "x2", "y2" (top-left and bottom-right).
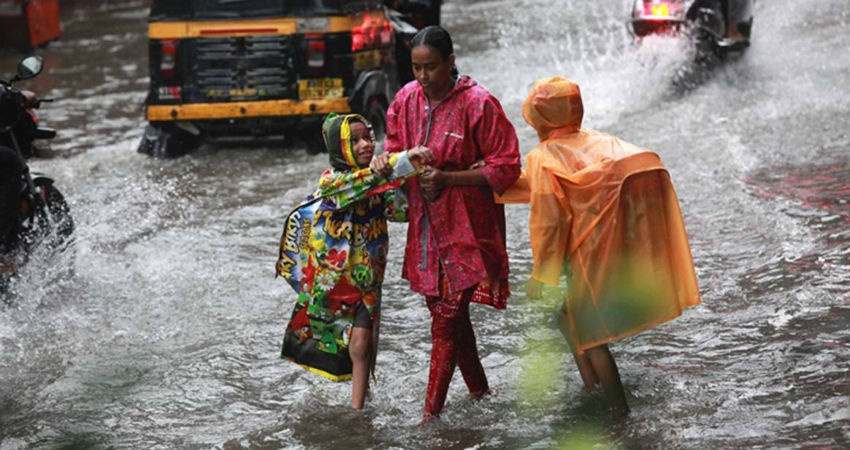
[{"x1": 1, "y1": 0, "x2": 848, "y2": 448}]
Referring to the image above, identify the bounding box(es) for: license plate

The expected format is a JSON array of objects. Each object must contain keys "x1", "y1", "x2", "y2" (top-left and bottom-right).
[
  {"x1": 354, "y1": 50, "x2": 381, "y2": 71},
  {"x1": 299, "y1": 78, "x2": 344, "y2": 100},
  {"x1": 229, "y1": 88, "x2": 258, "y2": 97}
]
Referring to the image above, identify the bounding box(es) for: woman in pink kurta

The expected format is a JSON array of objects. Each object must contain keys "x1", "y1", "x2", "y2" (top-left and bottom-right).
[{"x1": 379, "y1": 25, "x2": 521, "y2": 421}]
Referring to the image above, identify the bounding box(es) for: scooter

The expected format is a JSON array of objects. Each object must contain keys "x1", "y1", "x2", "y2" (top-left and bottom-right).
[
  {"x1": 627, "y1": 0, "x2": 754, "y2": 61},
  {"x1": 0, "y1": 55, "x2": 74, "y2": 292}
]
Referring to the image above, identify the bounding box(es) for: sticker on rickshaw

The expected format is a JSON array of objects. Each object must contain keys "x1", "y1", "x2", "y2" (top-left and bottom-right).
[{"x1": 298, "y1": 78, "x2": 344, "y2": 100}]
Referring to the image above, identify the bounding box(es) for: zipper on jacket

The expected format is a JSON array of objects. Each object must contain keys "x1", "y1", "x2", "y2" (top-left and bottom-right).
[
  {"x1": 419, "y1": 75, "x2": 458, "y2": 147},
  {"x1": 415, "y1": 76, "x2": 459, "y2": 277},
  {"x1": 419, "y1": 213, "x2": 428, "y2": 270},
  {"x1": 417, "y1": 101, "x2": 438, "y2": 271}
]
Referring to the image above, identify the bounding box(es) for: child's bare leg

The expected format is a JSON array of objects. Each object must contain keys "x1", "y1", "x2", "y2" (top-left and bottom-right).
[
  {"x1": 572, "y1": 351, "x2": 599, "y2": 389},
  {"x1": 585, "y1": 344, "x2": 629, "y2": 417},
  {"x1": 350, "y1": 326, "x2": 372, "y2": 409}
]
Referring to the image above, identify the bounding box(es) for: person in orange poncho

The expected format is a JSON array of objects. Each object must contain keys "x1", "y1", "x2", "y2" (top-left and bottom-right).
[{"x1": 500, "y1": 76, "x2": 701, "y2": 416}]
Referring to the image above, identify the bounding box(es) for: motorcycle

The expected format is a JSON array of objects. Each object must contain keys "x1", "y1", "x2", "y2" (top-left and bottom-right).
[
  {"x1": 0, "y1": 55, "x2": 74, "y2": 292},
  {"x1": 628, "y1": 0, "x2": 754, "y2": 61}
]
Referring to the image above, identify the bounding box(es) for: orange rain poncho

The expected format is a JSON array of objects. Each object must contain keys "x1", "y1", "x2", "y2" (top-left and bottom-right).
[{"x1": 500, "y1": 77, "x2": 700, "y2": 354}]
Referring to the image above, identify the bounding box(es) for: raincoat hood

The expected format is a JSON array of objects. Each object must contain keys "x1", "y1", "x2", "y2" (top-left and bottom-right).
[
  {"x1": 322, "y1": 113, "x2": 370, "y2": 171},
  {"x1": 522, "y1": 76, "x2": 583, "y2": 141},
  {"x1": 416, "y1": 74, "x2": 476, "y2": 104}
]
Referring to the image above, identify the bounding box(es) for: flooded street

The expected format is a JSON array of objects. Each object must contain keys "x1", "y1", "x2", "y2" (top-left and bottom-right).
[{"x1": 1, "y1": 0, "x2": 849, "y2": 448}]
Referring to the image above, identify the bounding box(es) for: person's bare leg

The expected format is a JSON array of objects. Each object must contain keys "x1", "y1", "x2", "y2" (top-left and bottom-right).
[
  {"x1": 727, "y1": 20, "x2": 745, "y2": 41},
  {"x1": 572, "y1": 351, "x2": 600, "y2": 389},
  {"x1": 557, "y1": 307, "x2": 598, "y2": 389},
  {"x1": 350, "y1": 327, "x2": 372, "y2": 409},
  {"x1": 585, "y1": 345, "x2": 629, "y2": 417}
]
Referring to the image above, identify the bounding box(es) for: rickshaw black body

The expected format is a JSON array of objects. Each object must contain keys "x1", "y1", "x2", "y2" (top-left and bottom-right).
[{"x1": 139, "y1": 0, "x2": 439, "y2": 157}]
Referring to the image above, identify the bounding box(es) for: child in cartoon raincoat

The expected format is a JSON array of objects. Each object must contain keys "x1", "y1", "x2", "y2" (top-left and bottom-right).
[
  {"x1": 276, "y1": 113, "x2": 432, "y2": 409},
  {"x1": 500, "y1": 77, "x2": 701, "y2": 416}
]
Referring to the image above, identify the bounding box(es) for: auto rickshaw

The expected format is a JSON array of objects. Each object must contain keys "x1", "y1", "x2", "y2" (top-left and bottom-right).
[{"x1": 139, "y1": 0, "x2": 440, "y2": 157}]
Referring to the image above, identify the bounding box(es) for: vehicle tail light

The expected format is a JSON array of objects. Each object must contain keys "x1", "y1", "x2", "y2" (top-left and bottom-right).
[
  {"x1": 161, "y1": 39, "x2": 177, "y2": 80},
  {"x1": 651, "y1": 3, "x2": 669, "y2": 16},
  {"x1": 307, "y1": 40, "x2": 325, "y2": 68},
  {"x1": 305, "y1": 34, "x2": 326, "y2": 76},
  {"x1": 637, "y1": 0, "x2": 684, "y2": 20}
]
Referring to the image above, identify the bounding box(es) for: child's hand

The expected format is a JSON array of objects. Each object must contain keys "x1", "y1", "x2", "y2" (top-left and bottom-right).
[
  {"x1": 408, "y1": 146, "x2": 435, "y2": 164},
  {"x1": 370, "y1": 153, "x2": 393, "y2": 177},
  {"x1": 525, "y1": 277, "x2": 543, "y2": 300}
]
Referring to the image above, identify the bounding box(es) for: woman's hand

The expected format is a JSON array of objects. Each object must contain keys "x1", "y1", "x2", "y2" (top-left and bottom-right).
[
  {"x1": 370, "y1": 153, "x2": 393, "y2": 177},
  {"x1": 419, "y1": 165, "x2": 449, "y2": 201},
  {"x1": 525, "y1": 277, "x2": 544, "y2": 300},
  {"x1": 408, "y1": 145, "x2": 435, "y2": 165}
]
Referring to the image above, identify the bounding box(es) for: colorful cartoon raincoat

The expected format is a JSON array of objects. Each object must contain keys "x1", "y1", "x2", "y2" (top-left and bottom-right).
[
  {"x1": 499, "y1": 77, "x2": 701, "y2": 354},
  {"x1": 385, "y1": 76, "x2": 521, "y2": 306},
  {"x1": 277, "y1": 114, "x2": 417, "y2": 381}
]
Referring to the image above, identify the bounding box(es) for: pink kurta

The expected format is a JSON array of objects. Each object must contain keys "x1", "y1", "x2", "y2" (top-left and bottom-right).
[{"x1": 385, "y1": 76, "x2": 521, "y2": 303}]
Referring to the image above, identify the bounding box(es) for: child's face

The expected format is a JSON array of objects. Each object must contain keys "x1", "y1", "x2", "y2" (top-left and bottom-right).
[{"x1": 350, "y1": 121, "x2": 375, "y2": 167}]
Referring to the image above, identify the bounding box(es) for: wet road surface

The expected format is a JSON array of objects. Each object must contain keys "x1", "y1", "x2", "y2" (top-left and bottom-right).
[{"x1": 1, "y1": 0, "x2": 848, "y2": 448}]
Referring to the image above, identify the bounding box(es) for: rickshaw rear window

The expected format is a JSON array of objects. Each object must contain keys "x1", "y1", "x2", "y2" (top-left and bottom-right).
[{"x1": 150, "y1": 0, "x2": 375, "y2": 21}]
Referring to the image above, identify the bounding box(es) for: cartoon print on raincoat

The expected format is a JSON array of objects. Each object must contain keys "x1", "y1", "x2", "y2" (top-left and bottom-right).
[{"x1": 277, "y1": 114, "x2": 418, "y2": 380}]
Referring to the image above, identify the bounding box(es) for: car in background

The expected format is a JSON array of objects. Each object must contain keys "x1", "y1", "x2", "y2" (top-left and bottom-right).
[{"x1": 138, "y1": 0, "x2": 440, "y2": 157}]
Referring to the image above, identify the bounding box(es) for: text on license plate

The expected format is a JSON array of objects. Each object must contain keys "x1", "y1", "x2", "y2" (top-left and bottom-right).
[{"x1": 299, "y1": 78, "x2": 344, "y2": 100}]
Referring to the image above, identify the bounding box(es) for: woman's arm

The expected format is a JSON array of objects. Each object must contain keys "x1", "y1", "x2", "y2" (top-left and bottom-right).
[
  {"x1": 495, "y1": 170, "x2": 531, "y2": 204},
  {"x1": 418, "y1": 166, "x2": 489, "y2": 197},
  {"x1": 473, "y1": 96, "x2": 522, "y2": 194}
]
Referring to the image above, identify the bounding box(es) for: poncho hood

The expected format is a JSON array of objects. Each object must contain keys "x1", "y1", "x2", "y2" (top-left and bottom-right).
[
  {"x1": 322, "y1": 113, "x2": 370, "y2": 171},
  {"x1": 522, "y1": 76, "x2": 583, "y2": 141}
]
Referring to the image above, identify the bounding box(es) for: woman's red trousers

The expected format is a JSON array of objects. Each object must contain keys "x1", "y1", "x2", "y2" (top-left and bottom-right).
[{"x1": 423, "y1": 286, "x2": 490, "y2": 418}]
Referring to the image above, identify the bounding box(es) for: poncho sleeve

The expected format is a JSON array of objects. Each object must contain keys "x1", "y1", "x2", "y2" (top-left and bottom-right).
[
  {"x1": 527, "y1": 150, "x2": 572, "y2": 285},
  {"x1": 383, "y1": 187, "x2": 409, "y2": 223},
  {"x1": 317, "y1": 151, "x2": 418, "y2": 210}
]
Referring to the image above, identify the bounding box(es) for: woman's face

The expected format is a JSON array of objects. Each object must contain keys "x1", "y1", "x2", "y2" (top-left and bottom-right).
[
  {"x1": 411, "y1": 45, "x2": 455, "y2": 101},
  {"x1": 349, "y1": 121, "x2": 375, "y2": 167}
]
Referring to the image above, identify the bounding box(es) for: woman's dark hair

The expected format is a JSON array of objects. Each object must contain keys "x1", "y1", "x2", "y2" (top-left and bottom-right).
[
  {"x1": 411, "y1": 25, "x2": 459, "y2": 77},
  {"x1": 411, "y1": 25, "x2": 453, "y2": 59}
]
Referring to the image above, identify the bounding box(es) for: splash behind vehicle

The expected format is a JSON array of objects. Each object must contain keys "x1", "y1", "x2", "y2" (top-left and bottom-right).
[
  {"x1": 628, "y1": 0, "x2": 753, "y2": 60},
  {"x1": 0, "y1": 55, "x2": 74, "y2": 292},
  {"x1": 138, "y1": 0, "x2": 439, "y2": 157}
]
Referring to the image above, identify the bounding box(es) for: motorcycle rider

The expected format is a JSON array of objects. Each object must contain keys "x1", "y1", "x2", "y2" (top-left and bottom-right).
[{"x1": 0, "y1": 144, "x2": 23, "y2": 273}]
